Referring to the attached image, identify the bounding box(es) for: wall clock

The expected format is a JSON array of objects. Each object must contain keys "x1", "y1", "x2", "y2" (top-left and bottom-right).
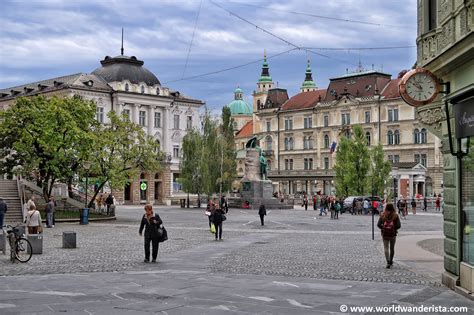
[{"x1": 399, "y1": 68, "x2": 440, "y2": 107}]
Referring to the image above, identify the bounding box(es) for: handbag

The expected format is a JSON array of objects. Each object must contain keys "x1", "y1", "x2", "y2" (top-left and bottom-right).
[
  {"x1": 221, "y1": 214, "x2": 227, "y2": 221},
  {"x1": 37, "y1": 225, "x2": 43, "y2": 234},
  {"x1": 210, "y1": 223, "x2": 216, "y2": 234},
  {"x1": 159, "y1": 226, "x2": 168, "y2": 242}
]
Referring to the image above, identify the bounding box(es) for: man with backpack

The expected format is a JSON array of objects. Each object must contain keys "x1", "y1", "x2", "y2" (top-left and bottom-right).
[{"x1": 377, "y1": 203, "x2": 401, "y2": 269}]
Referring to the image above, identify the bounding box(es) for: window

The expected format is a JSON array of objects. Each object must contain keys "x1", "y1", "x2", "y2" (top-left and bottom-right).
[
  {"x1": 284, "y1": 138, "x2": 289, "y2": 150},
  {"x1": 304, "y1": 116, "x2": 312, "y2": 129},
  {"x1": 289, "y1": 137, "x2": 294, "y2": 150},
  {"x1": 123, "y1": 109, "x2": 130, "y2": 120},
  {"x1": 96, "y1": 107, "x2": 104, "y2": 123},
  {"x1": 420, "y1": 128, "x2": 427, "y2": 143},
  {"x1": 265, "y1": 136, "x2": 272, "y2": 151},
  {"x1": 141, "y1": 85, "x2": 145, "y2": 94},
  {"x1": 324, "y1": 134, "x2": 330, "y2": 148},
  {"x1": 388, "y1": 155, "x2": 393, "y2": 163},
  {"x1": 308, "y1": 136, "x2": 313, "y2": 149},
  {"x1": 304, "y1": 158, "x2": 313, "y2": 170},
  {"x1": 428, "y1": 0, "x2": 437, "y2": 31},
  {"x1": 414, "y1": 128, "x2": 420, "y2": 144},
  {"x1": 389, "y1": 108, "x2": 399, "y2": 122},
  {"x1": 304, "y1": 136, "x2": 313, "y2": 149},
  {"x1": 365, "y1": 111, "x2": 371, "y2": 123},
  {"x1": 284, "y1": 159, "x2": 293, "y2": 170},
  {"x1": 341, "y1": 113, "x2": 350, "y2": 125},
  {"x1": 174, "y1": 114, "x2": 180, "y2": 129},
  {"x1": 394, "y1": 130, "x2": 400, "y2": 145},
  {"x1": 173, "y1": 146, "x2": 180, "y2": 158},
  {"x1": 257, "y1": 100, "x2": 261, "y2": 108},
  {"x1": 415, "y1": 154, "x2": 427, "y2": 167},
  {"x1": 387, "y1": 130, "x2": 394, "y2": 145},
  {"x1": 366, "y1": 131, "x2": 371, "y2": 146},
  {"x1": 284, "y1": 118, "x2": 293, "y2": 130},
  {"x1": 125, "y1": 83, "x2": 129, "y2": 92},
  {"x1": 323, "y1": 115, "x2": 329, "y2": 127},
  {"x1": 266, "y1": 121, "x2": 271, "y2": 132},
  {"x1": 156, "y1": 88, "x2": 160, "y2": 95},
  {"x1": 187, "y1": 116, "x2": 192, "y2": 130},
  {"x1": 154, "y1": 112, "x2": 161, "y2": 128},
  {"x1": 394, "y1": 155, "x2": 400, "y2": 163},
  {"x1": 324, "y1": 157, "x2": 329, "y2": 170},
  {"x1": 290, "y1": 159, "x2": 293, "y2": 170},
  {"x1": 139, "y1": 110, "x2": 146, "y2": 126}
]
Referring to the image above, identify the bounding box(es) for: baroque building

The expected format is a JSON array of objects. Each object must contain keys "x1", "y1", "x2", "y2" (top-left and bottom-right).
[
  {"x1": 0, "y1": 50, "x2": 204, "y2": 205},
  {"x1": 233, "y1": 55, "x2": 443, "y2": 199},
  {"x1": 415, "y1": 0, "x2": 473, "y2": 294}
]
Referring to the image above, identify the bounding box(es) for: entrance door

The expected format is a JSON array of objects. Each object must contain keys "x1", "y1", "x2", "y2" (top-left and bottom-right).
[
  {"x1": 124, "y1": 183, "x2": 131, "y2": 202},
  {"x1": 140, "y1": 181, "x2": 148, "y2": 202},
  {"x1": 154, "y1": 182, "x2": 161, "y2": 203}
]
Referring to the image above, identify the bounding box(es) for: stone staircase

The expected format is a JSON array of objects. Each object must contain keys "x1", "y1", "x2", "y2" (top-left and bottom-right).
[{"x1": 0, "y1": 179, "x2": 23, "y2": 225}]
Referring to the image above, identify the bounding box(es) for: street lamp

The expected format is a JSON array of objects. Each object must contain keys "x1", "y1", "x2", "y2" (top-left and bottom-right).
[
  {"x1": 82, "y1": 161, "x2": 91, "y2": 225},
  {"x1": 371, "y1": 161, "x2": 376, "y2": 241}
]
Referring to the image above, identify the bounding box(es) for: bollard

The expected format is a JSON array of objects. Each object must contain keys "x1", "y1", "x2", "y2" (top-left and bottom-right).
[
  {"x1": 62, "y1": 231, "x2": 76, "y2": 248},
  {"x1": 27, "y1": 234, "x2": 43, "y2": 254}
]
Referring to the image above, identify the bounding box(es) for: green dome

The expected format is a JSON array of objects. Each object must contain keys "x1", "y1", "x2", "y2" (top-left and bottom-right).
[{"x1": 228, "y1": 87, "x2": 252, "y2": 116}]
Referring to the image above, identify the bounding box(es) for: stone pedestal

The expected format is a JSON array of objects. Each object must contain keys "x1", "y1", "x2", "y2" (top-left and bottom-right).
[{"x1": 62, "y1": 231, "x2": 76, "y2": 248}]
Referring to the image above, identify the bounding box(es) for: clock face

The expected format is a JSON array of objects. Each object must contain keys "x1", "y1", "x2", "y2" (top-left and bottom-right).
[{"x1": 399, "y1": 68, "x2": 440, "y2": 107}]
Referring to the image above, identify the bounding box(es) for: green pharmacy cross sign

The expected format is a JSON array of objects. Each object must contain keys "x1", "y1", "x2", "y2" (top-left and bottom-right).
[{"x1": 140, "y1": 182, "x2": 147, "y2": 191}]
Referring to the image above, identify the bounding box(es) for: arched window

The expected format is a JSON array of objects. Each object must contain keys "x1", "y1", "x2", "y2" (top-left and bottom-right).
[
  {"x1": 420, "y1": 128, "x2": 427, "y2": 143},
  {"x1": 365, "y1": 131, "x2": 371, "y2": 146},
  {"x1": 140, "y1": 173, "x2": 146, "y2": 180},
  {"x1": 303, "y1": 136, "x2": 308, "y2": 149},
  {"x1": 265, "y1": 136, "x2": 272, "y2": 150},
  {"x1": 284, "y1": 138, "x2": 289, "y2": 150},
  {"x1": 289, "y1": 137, "x2": 294, "y2": 150},
  {"x1": 154, "y1": 173, "x2": 160, "y2": 180},
  {"x1": 125, "y1": 83, "x2": 129, "y2": 92},
  {"x1": 141, "y1": 85, "x2": 145, "y2": 94},
  {"x1": 233, "y1": 121, "x2": 238, "y2": 130},
  {"x1": 308, "y1": 136, "x2": 313, "y2": 149},
  {"x1": 387, "y1": 130, "x2": 393, "y2": 145},
  {"x1": 394, "y1": 130, "x2": 400, "y2": 145},
  {"x1": 324, "y1": 134, "x2": 330, "y2": 148},
  {"x1": 414, "y1": 128, "x2": 419, "y2": 144},
  {"x1": 257, "y1": 100, "x2": 261, "y2": 108}
]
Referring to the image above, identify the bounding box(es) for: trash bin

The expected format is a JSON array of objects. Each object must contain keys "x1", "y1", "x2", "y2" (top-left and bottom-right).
[
  {"x1": 180, "y1": 199, "x2": 186, "y2": 208},
  {"x1": 80, "y1": 208, "x2": 89, "y2": 225},
  {"x1": 27, "y1": 234, "x2": 43, "y2": 254}
]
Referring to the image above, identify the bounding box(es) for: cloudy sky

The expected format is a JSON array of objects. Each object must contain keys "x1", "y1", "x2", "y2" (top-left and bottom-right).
[{"x1": 0, "y1": 0, "x2": 417, "y2": 111}]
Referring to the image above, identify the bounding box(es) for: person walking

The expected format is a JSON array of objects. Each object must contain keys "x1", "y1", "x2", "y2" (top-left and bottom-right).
[
  {"x1": 211, "y1": 204, "x2": 225, "y2": 240},
  {"x1": 355, "y1": 198, "x2": 363, "y2": 215},
  {"x1": 45, "y1": 197, "x2": 55, "y2": 228},
  {"x1": 435, "y1": 196, "x2": 441, "y2": 212},
  {"x1": 312, "y1": 195, "x2": 318, "y2": 211},
  {"x1": 0, "y1": 197, "x2": 7, "y2": 227},
  {"x1": 303, "y1": 195, "x2": 308, "y2": 211},
  {"x1": 139, "y1": 204, "x2": 163, "y2": 263},
  {"x1": 377, "y1": 203, "x2": 401, "y2": 268},
  {"x1": 411, "y1": 198, "x2": 417, "y2": 215},
  {"x1": 397, "y1": 198, "x2": 407, "y2": 219},
  {"x1": 258, "y1": 204, "x2": 267, "y2": 226},
  {"x1": 26, "y1": 204, "x2": 42, "y2": 234},
  {"x1": 423, "y1": 197, "x2": 428, "y2": 211},
  {"x1": 363, "y1": 199, "x2": 370, "y2": 215}
]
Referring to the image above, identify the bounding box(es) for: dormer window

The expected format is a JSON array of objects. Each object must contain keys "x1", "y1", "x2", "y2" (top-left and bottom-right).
[{"x1": 125, "y1": 83, "x2": 129, "y2": 92}]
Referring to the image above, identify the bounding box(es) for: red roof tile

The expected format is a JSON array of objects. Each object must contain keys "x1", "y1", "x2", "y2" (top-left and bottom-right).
[
  {"x1": 281, "y1": 89, "x2": 327, "y2": 110},
  {"x1": 235, "y1": 120, "x2": 253, "y2": 138},
  {"x1": 381, "y1": 78, "x2": 401, "y2": 99}
]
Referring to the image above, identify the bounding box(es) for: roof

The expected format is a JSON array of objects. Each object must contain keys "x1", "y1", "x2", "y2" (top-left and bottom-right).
[
  {"x1": 380, "y1": 78, "x2": 401, "y2": 99},
  {"x1": 325, "y1": 71, "x2": 392, "y2": 101},
  {"x1": 281, "y1": 89, "x2": 326, "y2": 111},
  {"x1": 263, "y1": 88, "x2": 289, "y2": 109},
  {"x1": 92, "y1": 55, "x2": 160, "y2": 86},
  {"x1": 0, "y1": 73, "x2": 113, "y2": 100},
  {"x1": 235, "y1": 120, "x2": 253, "y2": 138},
  {"x1": 229, "y1": 100, "x2": 252, "y2": 116}
]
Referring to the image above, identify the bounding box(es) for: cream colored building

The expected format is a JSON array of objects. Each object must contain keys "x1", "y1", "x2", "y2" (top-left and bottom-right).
[{"x1": 234, "y1": 56, "x2": 443, "y2": 198}]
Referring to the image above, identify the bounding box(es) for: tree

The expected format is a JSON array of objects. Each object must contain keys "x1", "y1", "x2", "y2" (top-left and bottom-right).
[
  {"x1": 218, "y1": 106, "x2": 237, "y2": 196},
  {"x1": 369, "y1": 143, "x2": 392, "y2": 197},
  {"x1": 179, "y1": 129, "x2": 203, "y2": 206},
  {"x1": 0, "y1": 96, "x2": 96, "y2": 201},
  {"x1": 199, "y1": 111, "x2": 220, "y2": 198},
  {"x1": 333, "y1": 136, "x2": 354, "y2": 197},
  {"x1": 84, "y1": 111, "x2": 162, "y2": 208}
]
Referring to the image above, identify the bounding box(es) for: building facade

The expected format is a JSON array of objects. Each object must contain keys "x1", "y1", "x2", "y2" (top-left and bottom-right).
[
  {"x1": 234, "y1": 56, "x2": 443, "y2": 200},
  {"x1": 0, "y1": 52, "x2": 204, "y2": 205},
  {"x1": 415, "y1": 0, "x2": 474, "y2": 294}
]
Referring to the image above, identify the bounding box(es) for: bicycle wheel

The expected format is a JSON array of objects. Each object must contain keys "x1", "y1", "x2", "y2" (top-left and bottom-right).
[{"x1": 15, "y1": 238, "x2": 32, "y2": 263}]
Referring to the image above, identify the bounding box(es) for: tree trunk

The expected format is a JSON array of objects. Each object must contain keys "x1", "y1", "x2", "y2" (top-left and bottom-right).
[{"x1": 87, "y1": 179, "x2": 108, "y2": 209}]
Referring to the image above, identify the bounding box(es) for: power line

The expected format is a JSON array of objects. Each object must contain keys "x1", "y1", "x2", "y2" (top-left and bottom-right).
[
  {"x1": 182, "y1": 0, "x2": 203, "y2": 79},
  {"x1": 163, "y1": 48, "x2": 297, "y2": 84},
  {"x1": 227, "y1": 1, "x2": 411, "y2": 28},
  {"x1": 302, "y1": 46, "x2": 416, "y2": 51}
]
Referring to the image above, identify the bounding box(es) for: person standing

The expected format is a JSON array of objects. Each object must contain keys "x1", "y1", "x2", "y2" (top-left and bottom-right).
[
  {"x1": 258, "y1": 204, "x2": 266, "y2": 226},
  {"x1": 312, "y1": 195, "x2": 318, "y2": 211},
  {"x1": 303, "y1": 195, "x2": 308, "y2": 211},
  {"x1": 26, "y1": 204, "x2": 42, "y2": 234},
  {"x1": 411, "y1": 198, "x2": 417, "y2": 215},
  {"x1": 211, "y1": 204, "x2": 225, "y2": 240},
  {"x1": 45, "y1": 197, "x2": 55, "y2": 228},
  {"x1": 423, "y1": 197, "x2": 428, "y2": 212},
  {"x1": 139, "y1": 204, "x2": 163, "y2": 263},
  {"x1": 435, "y1": 196, "x2": 441, "y2": 212},
  {"x1": 377, "y1": 203, "x2": 401, "y2": 268},
  {"x1": 105, "y1": 193, "x2": 114, "y2": 216},
  {"x1": 363, "y1": 199, "x2": 370, "y2": 215},
  {"x1": 0, "y1": 197, "x2": 7, "y2": 227}
]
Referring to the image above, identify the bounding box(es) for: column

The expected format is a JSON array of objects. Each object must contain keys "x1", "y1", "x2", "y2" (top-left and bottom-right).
[
  {"x1": 409, "y1": 175, "x2": 414, "y2": 198},
  {"x1": 132, "y1": 104, "x2": 138, "y2": 125},
  {"x1": 147, "y1": 106, "x2": 154, "y2": 136},
  {"x1": 163, "y1": 107, "x2": 170, "y2": 154}
]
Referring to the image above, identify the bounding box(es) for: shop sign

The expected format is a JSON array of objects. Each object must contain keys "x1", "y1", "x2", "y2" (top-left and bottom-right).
[{"x1": 454, "y1": 96, "x2": 474, "y2": 138}]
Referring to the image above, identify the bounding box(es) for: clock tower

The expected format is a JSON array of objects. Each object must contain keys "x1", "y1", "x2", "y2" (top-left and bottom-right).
[{"x1": 253, "y1": 50, "x2": 274, "y2": 112}]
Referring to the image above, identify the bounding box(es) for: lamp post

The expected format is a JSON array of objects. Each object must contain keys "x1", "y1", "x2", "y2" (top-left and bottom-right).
[
  {"x1": 371, "y1": 161, "x2": 375, "y2": 241},
  {"x1": 82, "y1": 161, "x2": 91, "y2": 225}
]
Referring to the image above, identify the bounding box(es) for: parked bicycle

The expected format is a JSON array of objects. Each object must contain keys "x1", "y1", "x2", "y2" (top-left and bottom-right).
[{"x1": 2, "y1": 225, "x2": 32, "y2": 263}]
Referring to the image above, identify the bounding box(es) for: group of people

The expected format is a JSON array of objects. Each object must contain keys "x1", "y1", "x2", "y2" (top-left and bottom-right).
[{"x1": 96, "y1": 193, "x2": 115, "y2": 215}]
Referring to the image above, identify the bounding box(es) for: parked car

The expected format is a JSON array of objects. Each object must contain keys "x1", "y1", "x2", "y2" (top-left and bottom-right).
[{"x1": 343, "y1": 196, "x2": 364, "y2": 213}]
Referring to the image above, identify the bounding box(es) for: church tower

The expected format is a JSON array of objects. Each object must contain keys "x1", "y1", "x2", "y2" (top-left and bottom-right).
[
  {"x1": 300, "y1": 59, "x2": 317, "y2": 92},
  {"x1": 253, "y1": 50, "x2": 274, "y2": 112}
]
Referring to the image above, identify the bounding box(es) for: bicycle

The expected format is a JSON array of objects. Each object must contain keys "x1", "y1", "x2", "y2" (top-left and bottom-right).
[{"x1": 3, "y1": 225, "x2": 32, "y2": 263}]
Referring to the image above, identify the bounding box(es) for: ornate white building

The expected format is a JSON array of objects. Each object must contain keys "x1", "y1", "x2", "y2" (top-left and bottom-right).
[{"x1": 0, "y1": 51, "x2": 204, "y2": 205}]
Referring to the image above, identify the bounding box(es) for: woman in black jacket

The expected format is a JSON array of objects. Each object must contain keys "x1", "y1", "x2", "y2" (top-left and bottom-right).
[
  {"x1": 139, "y1": 204, "x2": 163, "y2": 263},
  {"x1": 211, "y1": 205, "x2": 225, "y2": 240}
]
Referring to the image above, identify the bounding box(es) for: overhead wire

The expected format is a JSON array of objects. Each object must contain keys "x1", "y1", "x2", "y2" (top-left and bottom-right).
[{"x1": 181, "y1": 0, "x2": 203, "y2": 79}]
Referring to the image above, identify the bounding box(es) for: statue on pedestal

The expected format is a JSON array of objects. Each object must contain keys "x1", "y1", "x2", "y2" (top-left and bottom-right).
[{"x1": 245, "y1": 136, "x2": 267, "y2": 181}]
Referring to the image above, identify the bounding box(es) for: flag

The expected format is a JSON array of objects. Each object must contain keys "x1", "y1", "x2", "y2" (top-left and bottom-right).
[{"x1": 330, "y1": 141, "x2": 337, "y2": 154}]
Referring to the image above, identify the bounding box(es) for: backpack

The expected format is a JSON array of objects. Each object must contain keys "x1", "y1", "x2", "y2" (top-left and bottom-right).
[{"x1": 382, "y1": 219, "x2": 396, "y2": 238}]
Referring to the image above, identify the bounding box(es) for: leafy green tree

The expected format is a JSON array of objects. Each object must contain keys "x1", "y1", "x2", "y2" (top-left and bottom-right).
[
  {"x1": 369, "y1": 143, "x2": 392, "y2": 196},
  {"x1": 0, "y1": 96, "x2": 96, "y2": 201},
  {"x1": 199, "y1": 111, "x2": 221, "y2": 198},
  {"x1": 350, "y1": 125, "x2": 371, "y2": 195},
  {"x1": 218, "y1": 106, "x2": 237, "y2": 195},
  {"x1": 179, "y1": 129, "x2": 203, "y2": 207},
  {"x1": 333, "y1": 136, "x2": 354, "y2": 197},
  {"x1": 84, "y1": 111, "x2": 162, "y2": 208}
]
